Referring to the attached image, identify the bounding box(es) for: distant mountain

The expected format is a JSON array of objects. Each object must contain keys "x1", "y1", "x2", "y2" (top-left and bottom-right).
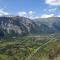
[
  {"x1": 35, "y1": 17, "x2": 60, "y2": 32},
  {"x1": 0, "y1": 16, "x2": 60, "y2": 37}
]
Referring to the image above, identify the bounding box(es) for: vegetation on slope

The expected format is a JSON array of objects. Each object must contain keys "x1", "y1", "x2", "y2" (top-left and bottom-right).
[{"x1": 0, "y1": 34, "x2": 60, "y2": 60}]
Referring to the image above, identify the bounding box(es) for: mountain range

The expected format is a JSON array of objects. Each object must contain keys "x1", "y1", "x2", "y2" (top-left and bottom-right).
[{"x1": 0, "y1": 16, "x2": 60, "y2": 37}]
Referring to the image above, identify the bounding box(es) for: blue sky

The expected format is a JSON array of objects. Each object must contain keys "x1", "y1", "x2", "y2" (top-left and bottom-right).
[{"x1": 0, "y1": 0, "x2": 60, "y2": 18}]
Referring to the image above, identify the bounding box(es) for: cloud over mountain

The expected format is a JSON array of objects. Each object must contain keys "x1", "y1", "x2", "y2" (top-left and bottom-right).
[
  {"x1": 0, "y1": 9, "x2": 9, "y2": 16},
  {"x1": 40, "y1": 14, "x2": 54, "y2": 18},
  {"x1": 18, "y1": 11, "x2": 35, "y2": 19}
]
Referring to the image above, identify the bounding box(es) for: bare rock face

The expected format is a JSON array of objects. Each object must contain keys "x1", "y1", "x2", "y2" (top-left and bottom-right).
[{"x1": 0, "y1": 16, "x2": 60, "y2": 37}]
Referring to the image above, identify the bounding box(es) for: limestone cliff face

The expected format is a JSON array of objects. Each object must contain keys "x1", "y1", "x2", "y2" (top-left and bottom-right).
[{"x1": 0, "y1": 16, "x2": 60, "y2": 37}]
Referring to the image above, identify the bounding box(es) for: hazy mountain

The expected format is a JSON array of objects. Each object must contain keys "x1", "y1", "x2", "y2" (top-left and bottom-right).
[
  {"x1": 0, "y1": 16, "x2": 60, "y2": 37},
  {"x1": 35, "y1": 17, "x2": 60, "y2": 32}
]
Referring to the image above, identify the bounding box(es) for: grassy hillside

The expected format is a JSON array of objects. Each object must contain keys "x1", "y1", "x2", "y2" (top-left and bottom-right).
[{"x1": 0, "y1": 34, "x2": 60, "y2": 60}]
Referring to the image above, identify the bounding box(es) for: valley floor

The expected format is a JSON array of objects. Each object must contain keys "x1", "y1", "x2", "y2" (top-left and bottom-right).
[{"x1": 0, "y1": 34, "x2": 60, "y2": 60}]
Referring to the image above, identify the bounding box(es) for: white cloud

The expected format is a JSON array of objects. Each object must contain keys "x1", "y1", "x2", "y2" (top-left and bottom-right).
[
  {"x1": 0, "y1": 9, "x2": 9, "y2": 16},
  {"x1": 28, "y1": 11, "x2": 35, "y2": 19},
  {"x1": 18, "y1": 12, "x2": 27, "y2": 17},
  {"x1": 28, "y1": 11, "x2": 35, "y2": 15},
  {"x1": 18, "y1": 11, "x2": 35, "y2": 19},
  {"x1": 48, "y1": 8, "x2": 57, "y2": 12},
  {"x1": 44, "y1": 8, "x2": 57, "y2": 13},
  {"x1": 28, "y1": 11, "x2": 33, "y2": 15},
  {"x1": 40, "y1": 14, "x2": 54, "y2": 18},
  {"x1": 45, "y1": 0, "x2": 60, "y2": 6},
  {"x1": 57, "y1": 15, "x2": 60, "y2": 17}
]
